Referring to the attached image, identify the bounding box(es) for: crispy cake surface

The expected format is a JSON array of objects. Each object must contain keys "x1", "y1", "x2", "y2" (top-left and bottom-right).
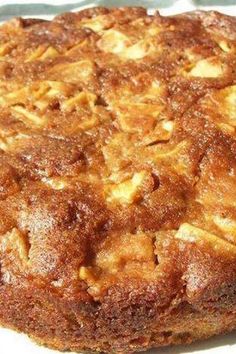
[{"x1": 1, "y1": 7, "x2": 236, "y2": 353}]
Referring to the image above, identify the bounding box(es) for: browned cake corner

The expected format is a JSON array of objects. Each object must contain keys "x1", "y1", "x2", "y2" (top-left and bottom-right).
[{"x1": 0, "y1": 6, "x2": 236, "y2": 353}]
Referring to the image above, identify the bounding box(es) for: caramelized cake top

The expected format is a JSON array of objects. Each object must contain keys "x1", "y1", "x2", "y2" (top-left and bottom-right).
[{"x1": 0, "y1": 7, "x2": 236, "y2": 302}]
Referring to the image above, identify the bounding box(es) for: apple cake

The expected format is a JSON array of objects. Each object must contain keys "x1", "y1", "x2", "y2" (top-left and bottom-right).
[{"x1": 0, "y1": 6, "x2": 236, "y2": 353}]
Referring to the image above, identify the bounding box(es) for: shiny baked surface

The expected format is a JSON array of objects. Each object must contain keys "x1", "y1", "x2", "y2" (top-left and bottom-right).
[{"x1": 0, "y1": 7, "x2": 236, "y2": 353}]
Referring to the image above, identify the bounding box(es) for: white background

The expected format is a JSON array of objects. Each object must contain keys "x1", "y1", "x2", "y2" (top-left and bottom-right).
[{"x1": 0, "y1": 0, "x2": 236, "y2": 353}]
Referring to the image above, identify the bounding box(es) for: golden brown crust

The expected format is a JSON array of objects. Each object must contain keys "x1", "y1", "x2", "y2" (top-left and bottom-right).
[{"x1": 0, "y1": 7, "x2": 236, "y2": 353}]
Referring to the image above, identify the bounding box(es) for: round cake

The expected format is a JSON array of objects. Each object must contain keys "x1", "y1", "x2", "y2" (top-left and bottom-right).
[{"x1": 0, "y1": 6, "x2": 236, "y2": 353}]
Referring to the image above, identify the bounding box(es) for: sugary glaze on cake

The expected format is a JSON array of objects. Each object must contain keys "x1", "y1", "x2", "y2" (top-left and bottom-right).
[{"x1": 0, "y1": 7, "x2": 236, "y2": 353}]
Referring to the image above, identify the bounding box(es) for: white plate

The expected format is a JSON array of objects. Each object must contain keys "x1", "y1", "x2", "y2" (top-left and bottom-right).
[{"x1": 0, "y1": 1, "x2": 236, "y2": 353}]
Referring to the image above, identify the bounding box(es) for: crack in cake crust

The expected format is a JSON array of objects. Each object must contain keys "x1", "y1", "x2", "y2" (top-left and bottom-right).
[{"x1": 0, "y1": 6, "x2": 236, "y2": 353}]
